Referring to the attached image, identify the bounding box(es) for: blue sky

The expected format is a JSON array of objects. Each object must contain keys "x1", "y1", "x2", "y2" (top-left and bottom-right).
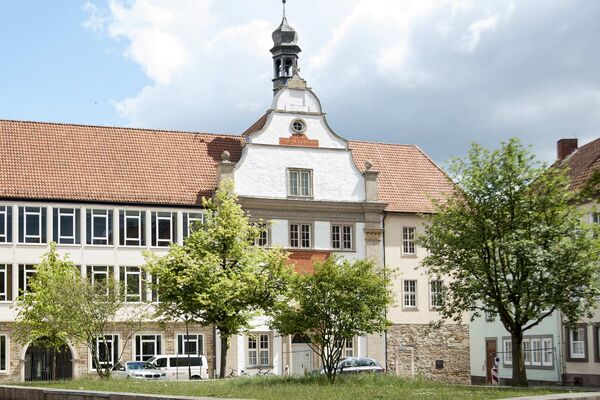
[{"x1": 1, "y1": 1, "x2": 599, "y2": 164}]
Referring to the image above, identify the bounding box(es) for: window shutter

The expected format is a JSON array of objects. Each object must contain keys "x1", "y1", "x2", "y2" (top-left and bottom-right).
[
  {"x1": 41, "y1": 208, "x2": 47, "y2": 243},
  {"x1": 18, "y1": 207, "x2": 24, "y2": 243},
  {"x1": 52, "y1": 209, "x2": 58, "y2": 242}
]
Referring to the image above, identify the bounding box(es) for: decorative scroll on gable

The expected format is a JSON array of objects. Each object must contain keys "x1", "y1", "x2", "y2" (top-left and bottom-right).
[{"x1": 279, "y1": 133, "x2": 319, "y2": 147}]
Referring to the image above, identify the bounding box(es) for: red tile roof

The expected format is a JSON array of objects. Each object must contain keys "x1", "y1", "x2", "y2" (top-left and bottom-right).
[
  {"x1": 558, "y1": 138, "x2": 600, "y2": 191},
  {"x1": 0, "y1": 119, "x2": 453, "y2": 213},
  {"x1": 0, "y1": 120, "x2": 243, "y2": 206},
  {"x1": 349, "y1": 141, "x2": 454, "y2": 213}
]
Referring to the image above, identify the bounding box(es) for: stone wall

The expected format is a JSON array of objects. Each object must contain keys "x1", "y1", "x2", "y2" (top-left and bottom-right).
[
  {"x1": 0, "y1": 322, "x2": 215, "y2": 382},
  {"x1": 386, "y1": 323, "x2": 470, "y2": 384}
]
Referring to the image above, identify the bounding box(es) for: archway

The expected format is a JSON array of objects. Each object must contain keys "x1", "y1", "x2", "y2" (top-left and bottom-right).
[{"x1": 24, "y1": 340, "x2": 73, "y2": 381}]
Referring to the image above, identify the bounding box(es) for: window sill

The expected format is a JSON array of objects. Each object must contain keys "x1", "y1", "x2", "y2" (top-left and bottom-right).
[
  {"x1": 16, "y1": 243, "x2": 48, "y2": 247},
  {"x1": 55, "y1": 243, "x2": 82, "y2": 247},
  {"x1": 287, "y1": 196, "x2": 314, "y2": 200},
  {"x1": 332, "y1": 248, "x2": 356, "y2": 253},
  {"x1": 84, "y1": 244, "x2": 115, "y2": 248},
  {"x1": 402, "y1": 307, "x2": 419, "y2": 312},
  {"x1": 245, "y1": 366, "x2": 273, "y2": 370},
  {"x1": 401, "y1": 254, "x2": 418, "y2": 258}
]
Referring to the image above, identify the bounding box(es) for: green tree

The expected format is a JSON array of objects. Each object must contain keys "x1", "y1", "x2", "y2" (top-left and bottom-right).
[
  {"x1": 418, "y1": 138, "x2": 600, "y2": 386},
  {"x1": 145, "y1": 179, "x2": 291, "y2": 378},
  {"x1": 269, "y1": 256, "x2": 394, "y2": 383},
  {"x1": 14, "y1": 244, "x2": 147, "y2": 379}
]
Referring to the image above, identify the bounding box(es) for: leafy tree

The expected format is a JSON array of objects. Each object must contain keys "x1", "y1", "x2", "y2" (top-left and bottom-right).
[
  {"x1": 14, "y1": 244, "x2": 147, "y2": 379},
  {"x1": 418, "y1": 138, "x2": 600, "y2": 386},
  {"x1": 269, "y1": 256, "x2": 394, "y2": 383},
  {"x1": 145, "y1": 179, "x2": 291, "y2": 378}
]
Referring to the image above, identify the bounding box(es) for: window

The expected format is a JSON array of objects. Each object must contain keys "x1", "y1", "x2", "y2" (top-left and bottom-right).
[
  {"x1": 135, "y1": 334, "x2": 162, "y2": 361},
  {"x1": 0, "y1": 264, "x2": 11, "y2": 302},
  {"x1": 183, "y1": 212, "x2": 203, "y2": 239},
  {"x1": 291, "y1": 119, "x2": 306, "y2": 134},
  {"x1": 402, "y1": 227, "x2": 416, "y2": 255},
  {"x1": 531, "y1": 338, "x2": 541, "y2": 366},
  {"x1": 86, "y1": 209, "x2": 114, "y2": 245},
  {"x1": 403, "y1": 280, "x2": 417, "y2": 309},
  {"x1": 592, "y1": 213, "x2": 600, "y2": 225},
  {"x1": 290, "y1": 223, "x2": 311, "y2": 248},
  {"x1": 0, "y1": 206, "x2": 13, "y2": 243},
  {"x1": 254, "y1": 223, "x2": 269, "y2": 247},
  {"x1": 430, "y1": 280, "x2": 443, "y2": 309},
  {"x1": 87, "y1": 266, "x2": 112, "y2": 295},
  {"x1": 177, "y1": 334, "x2": 204, "y2": 355},
  {"x1": 523, "y1": 339, "x2": 531, "y2": 365},
  {"x1": 53, "y1": 208, "x2": 80, "y2": 245},
  {"x1": 288, "y1": 169, "x2": 312, "y2": 197},
  {"x1": 120, "y1": 266, "x2": 142, "y2": 303},
  {"x1": 0, "y1": 335, "x2": 6, "y2": 372},
  {"x1": 542, "y1": 337, "x2": 553, "y2": 367},
  {"x1": 18, "y1": 264, "x2": 36, "y2": 296},
  {"x1": 18, "y1": 206, "x2": 47, "y2": 244},
  {"x1": 337, "y1": 338, "x2": 354, "y2": 357},
  {"x1": 503, "y1": 339, "x2": 512, "y2": 365},
  {"x1": 248, "y1": 334, "x2": 270, "y2": 367},
  {"x1": 93, "y1": 335, "x2": 119, "y2": 370},
  {"x1": 570, "y1": 327, "x2": 586, "y2": 359},
  {"x1": 119, "y1": 210, "x2": 146, "y2": 246},
  {"x1": 332, "y1": 224, "x2": 353, "y2": 250},
  {"x1": 151, "y1": 212, "x2": 176, "y2": 247}
]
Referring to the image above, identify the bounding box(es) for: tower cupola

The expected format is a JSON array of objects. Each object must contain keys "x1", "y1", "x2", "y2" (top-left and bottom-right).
[{"x1": 271, "y1": 0, "x2": 301, "y2": 92}]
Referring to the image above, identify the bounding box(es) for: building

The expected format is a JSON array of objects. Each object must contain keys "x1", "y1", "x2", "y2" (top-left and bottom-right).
[
  {"x1": 469, "y1": 137, "x2": 600, "y2": 386},
  {"x1": 0, "y1": 8, "x2": 462, "y2": 381}
]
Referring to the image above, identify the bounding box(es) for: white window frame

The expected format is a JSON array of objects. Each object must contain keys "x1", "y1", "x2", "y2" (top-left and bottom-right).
[
  {"x1": 184, "y1": 212, "x2": 204, "y2": 238},
  {"x1": 134, "y1": 334, "x2": 162, "y2": 361},
  {"x1": 288, "y1": 169, "x2": 313, "y2": 197},
  {"x1": 176, "y1": 333, "x2": 204, "y2": 356},
  {"x1": 402, "y1": 227, "x2": 416, "y2": 255},
  {"x1": 122, "y1": 210, "x2": 144, "y2": 246},
  {"x1": 153, "y1": 212, "x2": 175, "y2": 247},
  {"x1": 289, "y1": 223, "x2": 312, "y2": 249},
  {"x1": 24, "y1": 207, "x2": 43, "y2": 243},
  {"x1": 542, "y1": 337, "x2": 553, "y2": 367},
  {"x1": 0, "y1": 206, "x2": 8, "y2": 243},
  {"x1": 121, "y1": 266, "x2": 142, "y2": 303},
  {"x1": 570, "y1": 327, "x2": 586, "y2": 359},
  {"x1": 248, "y1": 333, "x2": 270, "y2": 368},
  {"x1": 429, "y1": 280, "x2": 443, "y2": 309},
  {"x1": 92, "y1": 334, "x2": 119, "y2": 371},
  {"x1": 337, "y1": 338, "x2": 354, "y2": 358},
  {"x1": 89, "y1": 266, "x2": 111, "y2": 296},
  {"x1": 0, "y1": 265, "x2": 8, "y2": 302},
  {"x1": 503, "y1": 339, "x2": 512, "y2": 365},
  {"x1": 19, "y1": 264, "x2": 36, "y2": 295},
  {"x1": 523, "y1": 338, "x2": 531, "y2": 366},
  {"x1": 56, "y1": 208, "x2": 77, "y2": 244},
  {"x1": 332, "y1": 224, "x2": 353, "y2": 251},
  {"x1": 531, "y1": 338, "x2": 542, "y2": 366},
  {"x1": 592, "y1": 212, "x2": 600, "y2": 225},
  {"x1": 88, "y1": 209, "x2": 111, "y2": 246},
  {"x1": 254, "y1": 223, "x2": 270, "y2": 247},
  {"x1": 403, "y1": 280, "x2": 417, "y2": 309}
]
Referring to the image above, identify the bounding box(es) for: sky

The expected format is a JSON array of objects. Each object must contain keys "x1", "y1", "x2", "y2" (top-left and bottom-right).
[{"x1": 0, "y1": 0, "x2": 599, "y2": 165}]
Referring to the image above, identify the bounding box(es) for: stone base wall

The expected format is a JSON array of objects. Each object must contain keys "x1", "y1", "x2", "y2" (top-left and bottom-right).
[
  {"x1": 386, "y1": 323, "x2": 470, "y2": 384},
  {"x1": 0, "y1": 322, "x2": 215, "y2": 382}
]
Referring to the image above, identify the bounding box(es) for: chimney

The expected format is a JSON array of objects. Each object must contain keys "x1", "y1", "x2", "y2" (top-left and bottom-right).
[{"x1": 557, "y1": 138, "x2": 578, "y2": 161}]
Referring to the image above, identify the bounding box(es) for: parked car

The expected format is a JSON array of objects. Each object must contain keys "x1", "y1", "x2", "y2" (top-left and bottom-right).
[
  {"x1": 147, "y1": 354, "x2": 209, "y2": 380},
  {"x1": 315, "y1": 357, "x2": 385, "y2": 375},
  {"x1": 111, "y1": 361, "x2": 167, "y2": 380}
]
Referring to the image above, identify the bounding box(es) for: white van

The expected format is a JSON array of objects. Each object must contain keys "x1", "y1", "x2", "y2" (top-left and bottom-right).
[{"x1": 148, "y1": 354, "x2": 209, "y2": 380}]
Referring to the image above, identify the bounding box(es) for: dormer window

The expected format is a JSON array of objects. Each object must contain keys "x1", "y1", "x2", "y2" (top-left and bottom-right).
[
  {"x1": 290, "y1": 119, "x2": 306, "y2": 134},
  {"x1": 288, "y1": 168, "x2": 312, "y2": 197}
]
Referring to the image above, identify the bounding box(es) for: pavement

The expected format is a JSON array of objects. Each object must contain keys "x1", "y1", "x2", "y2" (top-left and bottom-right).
[{"x1": 501, "y1": 393, "x2": 600, "y2": 400}]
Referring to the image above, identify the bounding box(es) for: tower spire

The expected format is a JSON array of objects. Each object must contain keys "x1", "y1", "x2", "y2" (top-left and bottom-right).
[{"x1": 271, "y1": 0, "x2": 301, "y2": 92}]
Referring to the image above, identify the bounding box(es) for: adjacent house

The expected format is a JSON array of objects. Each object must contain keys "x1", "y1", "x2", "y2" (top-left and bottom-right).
[{"x1": 0, "y1": 10, "x2": 464, "y2": 381}]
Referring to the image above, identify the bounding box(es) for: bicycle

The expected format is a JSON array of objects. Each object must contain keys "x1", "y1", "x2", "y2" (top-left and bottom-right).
[{"x1": 255, "y1": 367, "x2": 275, "y2": 377}]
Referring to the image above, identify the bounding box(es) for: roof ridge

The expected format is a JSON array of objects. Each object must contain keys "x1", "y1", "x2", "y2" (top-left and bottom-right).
[
  {"x1": 349, "y1": 139, "x2": 417, "y2": 147},
  {"x1": 0, "y1": 118, "x2": 242, "y2": 138}
]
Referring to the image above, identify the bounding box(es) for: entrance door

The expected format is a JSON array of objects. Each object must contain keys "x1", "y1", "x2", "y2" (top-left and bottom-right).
[
  {"x1": 291, "y1": 335, "x2": 312, "y2": 375},
  {"x1": 25, "y1": 342, "x2": 73, "y2": 381},
  {"x1": 485, "y1": 339, "x2": 497, "y2": 384}
]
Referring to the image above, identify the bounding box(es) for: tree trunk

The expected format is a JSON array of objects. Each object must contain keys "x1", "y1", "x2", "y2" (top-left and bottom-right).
[
  {"x1": 511, "y1": 330, "x2": 528, "y2": 387},
  {"x1": 219, "y1": 335, "x2": 229, "y2": 379}
]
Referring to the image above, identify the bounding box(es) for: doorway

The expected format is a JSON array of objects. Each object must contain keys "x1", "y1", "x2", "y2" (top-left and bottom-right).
[
  {"x1": 24, "y1": 341, "x2": 73, "y2": 381},
  {"x1": 291, "y1": 335, "x2": 312, "y2": 375},
  {"x1": 485, "y1": 339, "x2": 497, "y2": 384}
]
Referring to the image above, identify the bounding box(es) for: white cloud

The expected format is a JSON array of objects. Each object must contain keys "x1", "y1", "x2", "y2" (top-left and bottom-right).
[{"x1": 83, "y1": 0, "x2": 600, "y2": 163}]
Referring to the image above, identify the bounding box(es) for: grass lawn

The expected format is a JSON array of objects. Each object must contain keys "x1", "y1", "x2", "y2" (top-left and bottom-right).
[{"x1": 19, "y1": 374, "x2": 569, "y2": 400}]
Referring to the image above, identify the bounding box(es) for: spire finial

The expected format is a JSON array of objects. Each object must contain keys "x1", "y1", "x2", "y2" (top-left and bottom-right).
[{"x1": 282, "y1": 0, "x2": 287, "y2": 19}]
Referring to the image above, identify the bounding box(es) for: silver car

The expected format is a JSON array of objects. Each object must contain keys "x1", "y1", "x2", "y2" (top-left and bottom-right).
[
  {"x1": 335, "y1": 357, "x2": 385, "y2": 374},
  {"x1": 111, "y1": 361, "x2": 168, "y2": 380}
]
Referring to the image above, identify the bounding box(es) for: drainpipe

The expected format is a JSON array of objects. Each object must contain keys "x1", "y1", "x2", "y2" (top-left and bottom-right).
[
  {"x1": 383, "y1": 211, "x2": 388, "y2": 371},
  {"x1": 213, "y1": 325, "x2": 217, "y2": 379}
]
